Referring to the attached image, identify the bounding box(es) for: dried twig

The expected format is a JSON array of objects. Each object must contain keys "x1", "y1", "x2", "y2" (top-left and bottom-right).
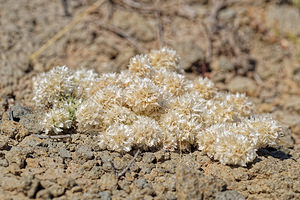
[
  {"x1": 110, "y1": 160, "x2": 117, "y2": 175},
  {"x1": 8, "y1": 108, "x2": 13, "y2": 121},
  {"x1": 155, "y1": 0, "x2": 164, "y2": 48},
  {"x1": 201, "y1": 21, "x2": 213, "y2": 64},
  {"x1": 117, "y1": 149, "x2": 140, "y2": 178},
  {"x1": 253, "y1": 72, "x2": 263, "y2": 86},
  {"x1": 119, "y1": 0, "x2": 186, "y2": 17},
  {"x1": 32, "y1": 134, "x2": 71, "y2": 139},
  {"x1": 120, "y1": 0, "x2": 155, "y2": 11}
]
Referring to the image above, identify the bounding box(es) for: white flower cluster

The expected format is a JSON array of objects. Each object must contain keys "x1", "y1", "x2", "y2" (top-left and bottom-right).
[
  {"x1": 33, "y1": 48, "x2": 282, "y2": 166},
  {"x1": 33, "y1": 66, "x2": 98, "y2": 134}
]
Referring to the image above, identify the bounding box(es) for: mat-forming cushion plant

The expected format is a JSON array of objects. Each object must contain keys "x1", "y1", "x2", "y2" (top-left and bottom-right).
[{"x1": 33, "y1": 48, "x2": 282, "y2": 166}]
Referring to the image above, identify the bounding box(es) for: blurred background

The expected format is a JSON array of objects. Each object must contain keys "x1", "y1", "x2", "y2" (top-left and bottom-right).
[{"x1": 0, "y1": 0, "x2": 300, "y2": 144}]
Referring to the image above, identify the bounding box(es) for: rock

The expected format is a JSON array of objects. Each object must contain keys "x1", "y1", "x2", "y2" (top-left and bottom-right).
[
  {"x1": 111, "y1": 190, "x2": 128, "y2": 199},
  {"x1": 113, "y1": 157, "x2": 125, "y2": 170},
  {"x1": 154, "y1": 151, "x2": 170, "y2": 163},
  {"x1": 59, "y1": 147, "x2": 72, "y2": 159},
  {"x1": 85, "y1": 165, "x2": 104, "y2": 180},
  {"x1": 10, "y1": 104, "x2": 42, "y2": 134},
  {"x1": 112, "y1": 10, "x2": 155, "y2": 42},
  {"x1": 175, "y1": 41, "x2": 206, "y2": 70},
  {"x1": 277, "y1": 126, "x2": 295, "y2": 149},
  {"x1": 215, "y1": 190, "x2": 245, "y2": 200},
  {"x1": 40, "y1": 180, "x2": 54, "y2": 189},
  {"x1": 227, "y1": 76, "x2": 257, "y2": 96},
  {"x1": 198, "y1": 176, "x2": 227, "y2": 199},
  {"x1": 75, "y1": 145, "x2": 94, "y2": 162},
  {"x1": 266, "y1": 5, "x2": 300, "y2": 36},
  {"x1": 36, "y1": 168, "x2": 64, "y2": 181},
  {"x1": 176, "y1": 164, "x2": 203, "y2": 199},
  {"x1": 96, "y1": 151, "x2": 112, "y2": 163},
  {"x1": 176, "y1": 164, "x2": 227, "y2": 199},
  {"x1": 273, "y1": 110, "x2": 300, "y2": 126},
  {"x1": 10, "y1": 104, "x2": 31, "y2": 121},
  {"x1": 27, "y1": 179, "x2": 40, "y2": 198},
  {"x1": 99, "y1": 174, "x2": 118, "y2": 191},
  {"x1": 219, "y1": 9, "x2": 237, "y2": 22},
  {"x1": 19, "y1": 111, "x2": 42, "y2": 134},
  {"x1": 217, "y1": 57, "x2": 235, "y2": 72},
  {"x1": 134, "y1": 178, "x2": 148, "y2": 189},
  {"x1": 71, "y1": 186, "x2": 83, "y2": 193},
  {"x1": 0, "y1": 136, "x2": 9, "y2": 150},
  {"x1": 118, "y1": 179, "x2": 131, "y2": 193},
  {"x1": 257, "y1": 64, "x2": 281, "y2": 80},
  {"x1": 294, "y1": 66, "x2": 300, "y2": 82},
  {"x1": 0, "y1": 120, "x2": 29, "y2": 141},
  {"x1": 0, "y1": 158, "x2": 9, "y2": 167},
  {"x1": 57, "y1": 177, "x2": 76, "y2": 189},
  {"x1": 98, "y1": 191, "x2": 112, "y2": 200},
  {"x1": 231, "y1": 168, "x2": 249, "y2": 182},
  {"x1": 19, "y1": 135, "x2": 42, "y2": 147},
  {"x1": 5, "y1": 146, "x2": 31, "y2": 168},
  {"x1": 142, "y1": 152, "x2": 155, "y2": 164},
  {"x1": 48, "y1": 183, "x2": 65, "y2": 197},
  {"x1": 165, "y1": 191, "x2": 177, "y2": 200},
  {"x1": 283, "y1": 95, "x2": 300, "y2": 114},
  {"x1": 36, "y1": 189, "x2": 51, "y2": 199},
  {"x1": 0, "y1": 177, "x2": 24, "y2": 191},
  {"x1": 25, "y1": 158, "x2": 39, "y2": 168},
  {"x1": 177, "y1": 5, "x2": 198, "y2": 19}
]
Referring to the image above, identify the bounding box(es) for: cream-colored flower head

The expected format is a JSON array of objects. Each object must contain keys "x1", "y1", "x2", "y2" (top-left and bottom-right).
[
  {"x1": 160, "y1": 110, "x2": 201, "y2": 151},
  {"x1": 91, "y1": 85, "x2": 124, "y2": 109},
  {"x1": 99, "y1": 123, "x2": 135, "y2": 152},
  {"x1": 151, "y1": 68, "x2": 187, "y2": 96},
  {"x1": 42, "y1": 107, "x2": 73, "y2": 134},
  {"x1": 148, "y1": 47, "x2": 181, "y2": 72},
  {"x1": 245, "y1": 115, "x2": 281, "y2": 147},
  {"x1": 33, "y1": 66, "x2": 74, "y2": 107},
  {"x1": 160, "y1": 94, "x2": 204, "y2": 151},
  {"x1": 128, "y1": 55, "x2": 154, "y2": 78},
  {"x1": 122, "y1": 76, "x2": 164, "y2": 115},
  {"x1": 167, "y1": 93, "x2": 206, "y2": 124},
  {"x1": 215, "y1": 93, "x2": 255, "y2": 117},
  {"x1": 33, "y1": 48, "x2": 283, "y2": 166},
  {"x1": 101, "y1": 104, "x2": 137, "y2": 128},
  {"x1": 89, "y1": 72, "x2": 118, "y2": 96},
  {"x1": 131, "y1": 116, "x2": 163, "y2": 150},
  {"x1": 76, "y1": 100, "x2": 104, "y2": 133},
  {"x1": 33, "y1": 66, "x2": 98, "y2": 107},
  {"x1": 188, "y1": 77, "x2": 217, "y2": 100},
  {"x1": 201, "y1": 99, "x2": 236, "y2": 126},
  {"x1": 197, "y1": 123, "x2": 258, "y2": 166},
  {"x1": 73, "y1": 68, "x2": 99, "y2": 98}
]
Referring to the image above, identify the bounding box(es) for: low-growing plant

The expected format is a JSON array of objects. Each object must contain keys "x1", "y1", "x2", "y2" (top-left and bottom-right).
[{"x1": 32, "y1": 48, "x2": 283, "y2": 166}]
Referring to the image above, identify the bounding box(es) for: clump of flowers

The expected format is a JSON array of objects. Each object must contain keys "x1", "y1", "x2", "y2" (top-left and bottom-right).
[
  {"x1": 32, "y1": 47, "x2": 282, "y2": 166},
  {"x1": 32, "y1": 66, "x2": 98, "y2": 134}
]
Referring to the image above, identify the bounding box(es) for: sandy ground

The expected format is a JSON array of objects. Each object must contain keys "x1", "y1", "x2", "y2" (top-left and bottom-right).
[{"x1": 0, "y1": 0, "x2": 300, "y2": 199}]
